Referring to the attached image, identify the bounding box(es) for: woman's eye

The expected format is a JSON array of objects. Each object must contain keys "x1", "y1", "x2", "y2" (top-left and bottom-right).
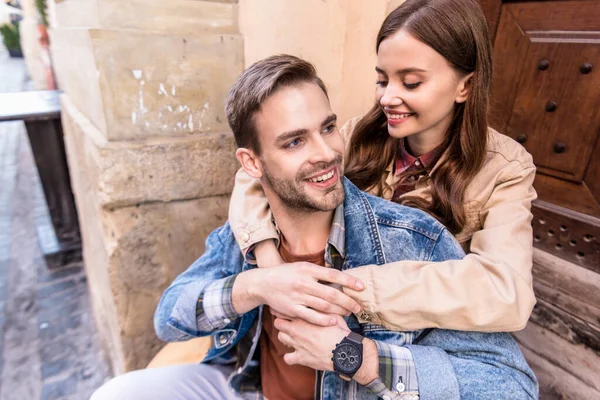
[
  {"x1": 376, "y1": 80, "x2": 388, "y2": 87},
  {"x1": 403, "y1": 82, "x2": 422, "y2": 90}
]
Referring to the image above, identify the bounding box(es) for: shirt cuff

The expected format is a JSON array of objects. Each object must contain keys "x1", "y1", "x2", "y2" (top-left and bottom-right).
[
  {"x1": 367, "y1": 340, "x2": 419, "y2": 399},
  {"x1": 195, "y1": 275, "x2": 240, "y2": 331},
  {"x1": 236, "y1": 222, "x2": 280, "y2": 264}
]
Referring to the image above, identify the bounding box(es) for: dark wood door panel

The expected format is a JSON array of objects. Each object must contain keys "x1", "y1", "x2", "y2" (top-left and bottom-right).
[
  {"x1": 478, "y1": 0, "x2": 503, "y2": 41},
  {"x1": 534, "y1": 174, "x2": 600, "y2": 218},
  {"x1": 505, "y1": 0, "x2": 600, "y2": 31},
  {"x1": 507, "y1": 39, "x2": 600, "y2": 181},
  {"x1": 585, "y1": 129, "x2": 600, "y2": 203},
  {"x1": 490, "y1": 0, "x2": 600, "y2": 267},
  {"x1": 489, "y1": 7, "x2": 530, "y2": 132}
]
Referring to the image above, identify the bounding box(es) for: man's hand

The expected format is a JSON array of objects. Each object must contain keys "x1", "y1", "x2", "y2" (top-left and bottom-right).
[
  {"x1": 275, "y1": 315, "x2": 380, "y2": 385},
  {"x1": 232, "y1": 263, "x2": 364, "y2": 326}
]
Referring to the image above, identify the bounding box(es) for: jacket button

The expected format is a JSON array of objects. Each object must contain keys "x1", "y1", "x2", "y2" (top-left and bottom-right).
[
  {"x1": 396, "y1": 382, "x2": 406, "y2": 392},
  {"x1": 218, "y1": 335, "x2": 228, "y2": 345},
  {"x1": 241, "y1": 232, "x2": 250, "y2": 243},
  {"x1": 359, "y1": 311, "x2": 372, "y2": 321}
]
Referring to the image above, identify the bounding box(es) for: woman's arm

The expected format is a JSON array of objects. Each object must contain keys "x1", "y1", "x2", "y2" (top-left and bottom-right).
[
  {"x1": 344, "y1": 164, "x2": 537, "y2": 332},
  {"x1": 228, "y1": 168, "x2": 279, "y2": 263}
]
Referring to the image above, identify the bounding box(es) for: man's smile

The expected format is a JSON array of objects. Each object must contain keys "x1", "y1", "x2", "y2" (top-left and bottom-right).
[{"x1": 304, "y1": 166, "x2": 339, "y2": 189}]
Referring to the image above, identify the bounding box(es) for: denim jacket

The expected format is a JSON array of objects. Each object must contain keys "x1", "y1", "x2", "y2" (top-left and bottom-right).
[{"x1": 154, "y1": 178, "x2": 538, "y2": 400}]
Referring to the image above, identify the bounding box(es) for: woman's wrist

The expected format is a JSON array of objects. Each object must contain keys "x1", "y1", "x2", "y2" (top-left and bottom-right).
[{"x1": 254, "y1": 239, "x2": 283, "y2": 267}]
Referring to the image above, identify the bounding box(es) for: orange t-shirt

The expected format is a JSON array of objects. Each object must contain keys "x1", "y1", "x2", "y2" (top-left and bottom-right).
[{"x1": 260, "y1": 237, "x2": 326, "y2": 400}]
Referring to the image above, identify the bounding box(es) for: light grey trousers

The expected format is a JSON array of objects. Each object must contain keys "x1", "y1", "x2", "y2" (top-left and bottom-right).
[{"x1": 90, "y1": 363, "x2": 245, "y2": 400}]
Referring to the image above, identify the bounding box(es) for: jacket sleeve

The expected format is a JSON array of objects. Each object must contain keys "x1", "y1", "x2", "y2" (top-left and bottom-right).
[
  {"x1": 406, "y1": 329, "x2": 538, "y2": 400},
  {"x1": 228, "y1": 117, "x2": 362, "y2": 259},
  {"x1": 343, "y1": 165, "x2": 537, "y2": 332},
  {"x1": 153, "y1": 224, "x2": 245, "y2": 341},
  {"x1": 228, "y1": 168, "x2": 278, "y2": 259}
]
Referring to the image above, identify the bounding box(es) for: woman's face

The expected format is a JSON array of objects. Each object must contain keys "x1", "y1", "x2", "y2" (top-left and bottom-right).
[{"x1": 375, "y1": 30, "x2": 471, "y2": 153}]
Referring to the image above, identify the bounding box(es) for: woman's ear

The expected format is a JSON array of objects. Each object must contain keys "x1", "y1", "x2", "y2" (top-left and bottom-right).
[
  {"x1": 236, "y1": 148, "x2": 263, "y2": 179},
  {"x1": 456, "y1": 72, "x2": 475, "y2": 104}
]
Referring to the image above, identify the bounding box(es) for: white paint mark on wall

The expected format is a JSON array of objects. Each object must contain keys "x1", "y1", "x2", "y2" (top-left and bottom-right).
[
  {"x1": 158, "y1": 83, "x2": 168, "y2": 97},
  {"x1": 129, "y1": 71, "x2": 213, "y2": 134}
]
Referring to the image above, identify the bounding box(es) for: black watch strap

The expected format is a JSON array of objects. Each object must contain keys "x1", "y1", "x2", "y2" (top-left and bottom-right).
[{"x1": 345, "y1": 332, "x2": 364, "y2": 345}]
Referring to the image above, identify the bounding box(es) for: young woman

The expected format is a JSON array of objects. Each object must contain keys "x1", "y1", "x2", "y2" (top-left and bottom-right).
[{"x1": 229, "y1": 0, "x2": 537, "y2": 332}]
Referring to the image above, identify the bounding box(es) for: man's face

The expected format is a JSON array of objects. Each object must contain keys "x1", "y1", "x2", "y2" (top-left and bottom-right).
[{"x1": 253, "y1": 82, "x2": 345, "y2": 213}]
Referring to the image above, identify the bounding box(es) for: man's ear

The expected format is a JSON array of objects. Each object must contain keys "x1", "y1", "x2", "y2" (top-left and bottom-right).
[
  {"x1": 236, "y1": 148, "x2": 263, "y2": 179},
  {"x1": 455, "y1": 72, "x2": 474, "y2": 104}
]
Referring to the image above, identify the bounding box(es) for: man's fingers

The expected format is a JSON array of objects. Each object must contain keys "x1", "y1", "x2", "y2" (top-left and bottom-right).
[
  {"x1": 307, "y1": 283, "x2": 362, "y2": 315},
  {"x1": 274, "y1": 316, "x2": 290, "y2": 332},
  {"x1": 277, "y1": 331, "x2": 295, "y2": 348},
  {"x1": 270, "y1": 309, "x2": 293, "y2": 320},
  {"x1": 304, "y1": 295, "x2": 350, "y2": 316},
  {"x1": 283, "y1": 352, "x2": 298, "y2": 366},
  {"x1": 294, "y1": 307, "x2": 336, "y2": 327},
  {"x1": 311, "y1": 267, "x2": 364, "y2": 291}
]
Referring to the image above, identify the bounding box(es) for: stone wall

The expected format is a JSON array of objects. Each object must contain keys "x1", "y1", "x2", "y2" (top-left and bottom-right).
[
  {"x1": 51, "y1": 0, "x2": 407, "y2": 374},
  {"x1": 50, "y1": 0, "x2": 242, "y2": 373},
  {"x1": 239, "y1": 0, "x2": 405, "y2": 124}
]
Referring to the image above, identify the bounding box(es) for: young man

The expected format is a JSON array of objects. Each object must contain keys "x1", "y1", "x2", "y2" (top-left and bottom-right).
[{"x1": 92, "y1": 55, "x2": 537, "y2": 400}]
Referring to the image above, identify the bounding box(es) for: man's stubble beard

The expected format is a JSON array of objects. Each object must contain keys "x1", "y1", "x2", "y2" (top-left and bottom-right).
[{"x1": 261, "y1": 156, "x2": 345, "y2": 213}]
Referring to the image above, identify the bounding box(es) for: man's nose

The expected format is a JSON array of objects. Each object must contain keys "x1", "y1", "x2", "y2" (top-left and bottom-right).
[
  {"x1": 379, "y1": 83, "x2": 403, "y2": 108},
  {"x1": 309, "y1": 134, "x2": 337, "y2": 164}
]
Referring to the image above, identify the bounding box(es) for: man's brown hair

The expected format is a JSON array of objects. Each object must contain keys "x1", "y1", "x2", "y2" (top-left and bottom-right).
[{"x1": 225, "y1": 54, "x2": 328, "y2": 154}]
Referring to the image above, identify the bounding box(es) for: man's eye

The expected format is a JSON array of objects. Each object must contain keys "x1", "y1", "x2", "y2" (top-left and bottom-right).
[
  {"x1": 323, "y1": 124, "x2": 336, "y2": 134},
  {"x1": 404, "y1": 82, "x2": 422, "y2": 90},
  {"x1": 284, "y1": 138, "x2": 302, "y2": 149}
]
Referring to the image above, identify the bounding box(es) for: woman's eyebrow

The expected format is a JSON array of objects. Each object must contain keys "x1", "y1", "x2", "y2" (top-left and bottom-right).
[{"x1": 375, "y1": 66, "x2": 427, "y2": 74}]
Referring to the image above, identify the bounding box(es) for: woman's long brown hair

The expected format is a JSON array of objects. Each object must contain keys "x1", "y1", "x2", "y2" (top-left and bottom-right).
[{"x1": 345, "y1": 0, "x2": 492, "y2": 234}]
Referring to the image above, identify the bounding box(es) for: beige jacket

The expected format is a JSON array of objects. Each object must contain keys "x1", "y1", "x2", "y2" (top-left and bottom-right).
[{"x1": 229, "y1": 117, "x2": 537, "y2": 332}]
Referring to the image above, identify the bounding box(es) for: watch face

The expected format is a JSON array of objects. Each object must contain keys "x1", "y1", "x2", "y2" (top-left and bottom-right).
[{"x1": 333, "y1": 343, "x2": 362, "y2": 374}]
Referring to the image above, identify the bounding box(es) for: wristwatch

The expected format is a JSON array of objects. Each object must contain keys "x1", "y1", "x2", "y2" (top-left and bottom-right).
[{"x1": 331, "y1": 332, "x2": 364, "y2": 381}]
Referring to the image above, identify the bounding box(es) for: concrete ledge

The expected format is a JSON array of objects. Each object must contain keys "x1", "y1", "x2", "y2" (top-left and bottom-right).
[
  {"x1": 61, "y1": 94, "x2": 239, "y2": 209},
  {"x1": 105, "y1": 195, "x2": 230, "y2": 370},
  {"x1": 51, "y1": 27, "x2": 244, "y2": 140},
  {"x1": 54, "y1": 0, "x2": 238, "y2": 35}
]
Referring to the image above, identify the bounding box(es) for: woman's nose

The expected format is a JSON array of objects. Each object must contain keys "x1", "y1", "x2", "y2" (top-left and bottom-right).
[{"x1": 380, "y1": 84, "x2": 403, "y2": 108}]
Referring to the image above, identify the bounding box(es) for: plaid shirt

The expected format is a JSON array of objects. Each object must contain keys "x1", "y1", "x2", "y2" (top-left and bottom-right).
[
  {"x1": 392, "y1": 140, "x2": 444, "y2": 201},
  {"x1": 195, "y1": 205, "x2": 419, "y2": 399}
]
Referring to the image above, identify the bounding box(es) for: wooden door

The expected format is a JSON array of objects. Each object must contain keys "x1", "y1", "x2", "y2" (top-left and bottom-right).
[{"x1": 488, "y1": 0, "x2": 600, "y2": 272}]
